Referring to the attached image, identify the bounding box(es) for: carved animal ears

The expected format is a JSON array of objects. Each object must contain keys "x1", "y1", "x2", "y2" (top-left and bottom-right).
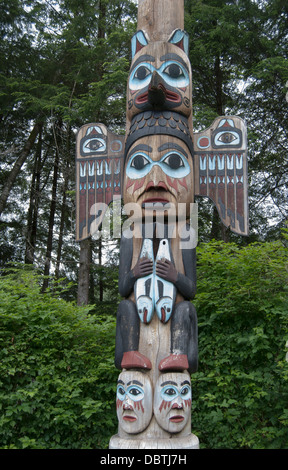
[
  {"x1": 131, "y1": 29, "x2": 189, "y2": 59},
  {"x1": 168, "y1": 29, "x2": 189, "y2": 55},
  {"x1": 131, "y1": 30, "x2": 149, "y2": 58}
]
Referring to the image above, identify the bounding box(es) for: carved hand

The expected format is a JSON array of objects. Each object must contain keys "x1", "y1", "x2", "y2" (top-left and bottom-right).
[
  {"x1": 156, "y1": 258, "x2": 178, "y2": 283},
  {"x1": 133, "y1": 257, "x2": 153, "y2": 279}
]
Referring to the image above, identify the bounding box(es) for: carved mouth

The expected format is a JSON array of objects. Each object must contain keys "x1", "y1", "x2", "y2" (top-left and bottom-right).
[
  {"x1": 169, "y1": 415, "x2": 184, "y2": 423},
  {"x1": 142, "y1": 198, "x2": 170, "y2": 203},
  {"x1": 123, "y1": 415, "x2": 137, "y2": 422},
  {"x1": 135, "y1": 88, "x2": 181, "y2": 105},
  {"x1": 163, "y1": 89, "x2": 181, "y2": 103},
  {"x1": 136, "y1": 92, "x2": 149, "y2": 104}
]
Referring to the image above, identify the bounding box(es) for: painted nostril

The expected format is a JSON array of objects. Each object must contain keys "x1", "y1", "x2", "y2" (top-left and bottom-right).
[{"x1": 145, "y1": 181, "x2": 169, "y2": 192}]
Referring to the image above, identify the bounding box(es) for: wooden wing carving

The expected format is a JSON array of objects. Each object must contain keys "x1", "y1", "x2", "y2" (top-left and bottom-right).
[
  {"x1": 75, "y1": 123, "x2": 125, "y2": 241},
  {"x1": 193, "y1": 116, "x2": 249, "y2": 236}
]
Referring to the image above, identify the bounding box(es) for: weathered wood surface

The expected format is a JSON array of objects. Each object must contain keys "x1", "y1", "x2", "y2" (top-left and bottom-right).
[{"x1": 137, "y1": 0, "x2": 184, "y2": 42}]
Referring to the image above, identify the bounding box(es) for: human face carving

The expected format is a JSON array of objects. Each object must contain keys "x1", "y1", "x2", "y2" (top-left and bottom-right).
[
  {"x1": 116, "y1": 371, "x2": 153, "y2": 434},
  {"x1": 154, "y1": 373, "x2": 192, "y2": 433},
  {"x1": 123, "y1": 135, "x2": 194, "y2": 216}
]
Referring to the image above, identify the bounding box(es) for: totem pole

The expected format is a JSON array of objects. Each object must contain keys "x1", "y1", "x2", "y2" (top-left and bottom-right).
[{"x1": 75, "y1": 0, "x2": 248, "y2": 450}]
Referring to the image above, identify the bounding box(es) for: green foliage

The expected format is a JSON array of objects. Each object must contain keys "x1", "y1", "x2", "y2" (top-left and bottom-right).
[
  {"x1": 0, "y1": 267, "x2": 118, "y2": 449},
  {"x1": 192, "y1": 238, "x2": 288, "y2": 448},
  {"x1": 1, "y1": 239, "x2": 287, "y2": 449}
]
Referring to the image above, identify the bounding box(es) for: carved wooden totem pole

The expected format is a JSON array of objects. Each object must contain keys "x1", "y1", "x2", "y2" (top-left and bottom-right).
[{"x1": 75, "y1": 0, "x2": 248, "y2": 450}]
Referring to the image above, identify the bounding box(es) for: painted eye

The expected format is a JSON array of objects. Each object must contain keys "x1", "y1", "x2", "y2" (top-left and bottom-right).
[
  {"x1": 127, "y1": 385, "x2": 144, "y2": 401},
  {"x1": 180, "y1": 386, "x2": 190, "y2": 397},
  {"x1": 129, "y1": 63, "x2": 154, "y2": 91},
  {"x1": 134, "y1": 66, "x2": 151, "y2": 81},
  {"x1": 160, "y1": 61, "x2": 189, "y2": 88},
  {"x1": 129, "y1": 387, "x2": 141, "y2": 397},
  {"x1": 213, "y1": 129, "x2": 240, "y2": 147},
  {"x1": 164, "y1": 387, "x2": 177, "y2": 397},
  {"x1": 85, "y1": 139, "x2": 104, "y2": 151},
  {"x1": 218, "y1": 132, "x2": 237, "y2": 144},
  {"x1": 117, "y1": 385, "x2": 126, "y2": 400},
  {"x1": 162, "y1": 153, "x2": 184, "y2": 170},
  {"x1": 163, "y1": 63, "x2": 184, "y2": 80},
  {"x1": 131, "y1": 154, "x2": 150, "y2": 170},
  {"x1": 83, "y1": 138, "x2": 106, "y2": 154}
]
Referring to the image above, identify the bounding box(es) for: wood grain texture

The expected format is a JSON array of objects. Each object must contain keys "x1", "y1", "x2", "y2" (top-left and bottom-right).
[{"x1": 137, "y1": 0, "x2": 184, "y2": 42}]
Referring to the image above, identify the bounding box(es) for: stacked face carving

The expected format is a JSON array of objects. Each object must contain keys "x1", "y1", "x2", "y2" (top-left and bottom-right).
[
  {"x1": 115, "y1": 26, "x2": 198, "y2": 397},
  {"x1": 117, "y1": 370, "x2": 192, "y2": 435}
]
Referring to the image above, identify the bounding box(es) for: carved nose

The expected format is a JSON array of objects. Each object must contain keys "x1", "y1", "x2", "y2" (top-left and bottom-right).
[
  {"x1": 172, "y1": 402, "x2": 183, "y2": 409},
  {"x1": 146, "y1": 181, "x2": 169, "y2": 191},
  {"x1": 123, "y1": 402, "x2": 133, "y2": 410},
  {"x1": 148, "y1": 71, "x2": 166, "y2": 107}
]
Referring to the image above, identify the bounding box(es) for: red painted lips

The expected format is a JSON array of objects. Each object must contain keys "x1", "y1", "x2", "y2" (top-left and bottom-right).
[{"x1": 169, "y1": 415, "x2": 184, "y2": 423}]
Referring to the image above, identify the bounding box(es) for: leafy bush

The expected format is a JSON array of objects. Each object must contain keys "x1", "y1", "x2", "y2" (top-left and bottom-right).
[
  {"x1": 0, "y1": 268, "x2": 118, "y2": 449},
  {"x1": 1, "y1": 239, "x2": 287, "y2": 449},
  {"x1": 192, "y1": 239, "x2": 288, "y2": 449}
]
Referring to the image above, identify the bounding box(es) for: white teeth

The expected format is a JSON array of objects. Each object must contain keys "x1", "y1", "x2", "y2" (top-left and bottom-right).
[{"x1": 142, "y1": 202, "x2": 171, "y2": 209}]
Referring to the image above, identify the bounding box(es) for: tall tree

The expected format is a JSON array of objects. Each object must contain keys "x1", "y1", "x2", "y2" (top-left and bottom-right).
[{"x1": 185, "y1": 0, "x2": 288, "y2": 241}]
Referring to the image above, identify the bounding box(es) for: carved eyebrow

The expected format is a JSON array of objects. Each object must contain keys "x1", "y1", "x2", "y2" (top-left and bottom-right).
[
  {"x1": 127, "y1": 380, "x2": 143, "y2": 386},
  {"x1": 130, "y1": 54, "x2": 155, "y2": 72},
  {"x1": 158, "y1": 143, "x2": 188, "y2": 159},
  {"x1": 161, "y1": 380, "x2": 178, "y2": 387},
  {"x1": 117, "y1": 380, "x2": 125, "y2": 385},
  {"x1": 160, "y1": 53, "x2": 188, "y2": 70},
  {"x1": 181, "y1": 380, "x2": 190, "y2": 386},
  {"x1": 127, "y1": 144, "x2": 152, "y2": 161}
]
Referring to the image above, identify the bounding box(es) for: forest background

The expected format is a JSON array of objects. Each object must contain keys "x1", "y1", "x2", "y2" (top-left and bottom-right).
[{"x1": 0, "y1": 0, "x2": 287, "y2": 449}]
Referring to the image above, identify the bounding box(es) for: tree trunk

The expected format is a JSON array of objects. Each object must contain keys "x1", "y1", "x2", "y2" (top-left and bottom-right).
[
  {"x1": 209, "y1": 55, "x2": 230, "y2": 242},
  {"x1": 98, "y1": 238, "x2": 104, "y2": 302},
  {"x1": 55, "y1": 125, "x2": 71, "y2": 280},
  {"x1": 42, "y1": 124, "x2": 60, "y2": 291},
  {"x1": 214, "y1": 55, "x2": 223, "y2": 115},
  {"x1": 77, "y1": 238, "x2": 92, "y2": 305},
  {"x1": 0, "y1": 121, "x2": 42, "y2": 216},
  {"x1": 76, "y1": 0, "x2": 107, "y2": 304},
  {"x1": 25, "y1": 127, "x2": 43, "y2": 264}
]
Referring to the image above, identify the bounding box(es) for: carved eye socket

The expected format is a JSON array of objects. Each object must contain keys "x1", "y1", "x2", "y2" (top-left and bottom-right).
[
  {"x1": 180, "y1": 385, "x2": 190, "y2": 397},
  {"x1": 127, "y1": 385, "x2": 144, "y2": 402},
  {"x1": 163, "y1": 63, "x2": 184, "y2": 79},
  {"x1": 162, "y1": 153, "x2": 184, "y2": 170},
  {"x1": 135, "y1": 65, "x2": 151, "y2": 81},
  {"x1": 83, "y1": 138, "x2": 106, "y2": 154},
  {"x1": 164, "y1": 387, "x2": 177, "y2": 397},
  {"x1": 129, "y1": 387, "x2": 141, "y2": 397},
  {"x1": 131, "y1": 154, "x2": 150, "y2": 170},
  {"x1": 85, "y1": 139, "x2": 104, "y2": 151},
  {"x1": 117, "y1": 385, "x2": 126, "y2": 401},
  {"x1": 218, "y1": 132, "x2": 237, "y2": 144},
  {"x1": 129, "y1": 63, "x2": 153, "y2": 90}
]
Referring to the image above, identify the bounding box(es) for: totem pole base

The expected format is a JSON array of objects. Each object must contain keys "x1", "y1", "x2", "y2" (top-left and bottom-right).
[{"x1": 109, "y1": 433, "x2": 199, "y2": 450}]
